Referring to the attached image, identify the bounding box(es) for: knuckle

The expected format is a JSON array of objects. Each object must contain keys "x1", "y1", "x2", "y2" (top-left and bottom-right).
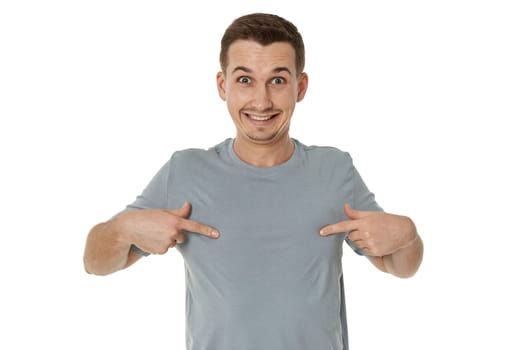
[
  {"x1": 167, "y1": 230, "x2": 177, "y2": 240},
  {"x1": 172, "y1": 216, "x2": 181, "y2": 226}
]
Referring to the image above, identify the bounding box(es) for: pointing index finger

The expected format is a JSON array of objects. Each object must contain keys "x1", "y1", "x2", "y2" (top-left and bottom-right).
[
  {"x1": 177, "y1": 217, "x2": 220, "y2": 238},
  {"x1": 320, "y1": 220, "x2": 357, "y2": 236}
]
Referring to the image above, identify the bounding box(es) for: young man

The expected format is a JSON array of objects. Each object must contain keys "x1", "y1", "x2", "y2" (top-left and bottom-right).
[{"x1": 84, "y1": 13, "x2": 423, "y2": 350}]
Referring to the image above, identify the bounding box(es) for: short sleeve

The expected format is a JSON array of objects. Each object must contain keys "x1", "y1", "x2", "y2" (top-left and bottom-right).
[
  {"x1": 123, "y1": 159, "x2": 171, "y2": 212},
  {"x1": 113, "y1": 158, "x2": 172, "y2": 257},
  {"x1": 344, "y1": 157, "x2": 383, "y2": 255}
]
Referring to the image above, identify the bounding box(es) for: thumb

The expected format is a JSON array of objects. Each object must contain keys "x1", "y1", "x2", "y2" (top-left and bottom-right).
[
  {"x1": 167, "y1": 201, "x2": 192, "y2": 218},
  {"x1": 344, "y1": 203, "x2": 364, "y2": 219}
]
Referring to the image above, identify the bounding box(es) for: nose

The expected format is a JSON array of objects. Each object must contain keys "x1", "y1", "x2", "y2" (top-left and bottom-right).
[{"x1": 251, "y1": 84, "x2": 273, "y2": 111}]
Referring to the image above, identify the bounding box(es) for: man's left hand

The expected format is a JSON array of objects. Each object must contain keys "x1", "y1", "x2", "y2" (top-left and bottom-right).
[{"x1": 320, "y1": 204, "x2": 417, "y2": 257}]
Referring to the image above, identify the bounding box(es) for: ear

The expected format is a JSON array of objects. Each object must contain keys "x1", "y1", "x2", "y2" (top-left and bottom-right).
[
  {"x1": 216, "y1": 71, "x2": 227, "y2": 101},
  {"x1": 296, "y1": 72, "x2": 308, "y2": 102}
]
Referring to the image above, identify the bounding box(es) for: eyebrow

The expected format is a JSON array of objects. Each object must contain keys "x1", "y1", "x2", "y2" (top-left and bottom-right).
[{"x1": 231, "y1": 66, "x2": 292, "y2": 75}]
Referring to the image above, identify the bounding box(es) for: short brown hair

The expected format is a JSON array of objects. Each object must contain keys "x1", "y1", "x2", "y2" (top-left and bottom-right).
[{"x1": 219, "y1": 13, "x2": 305, "y2": 75}]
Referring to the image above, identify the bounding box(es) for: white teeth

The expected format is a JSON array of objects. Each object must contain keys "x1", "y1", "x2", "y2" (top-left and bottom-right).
[{"x1": 248, "y1": 114, "x2": 273, "y2": 121}]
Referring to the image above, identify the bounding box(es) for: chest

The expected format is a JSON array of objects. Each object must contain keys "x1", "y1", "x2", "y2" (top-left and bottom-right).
[{"x1": 173, "y1": 173, "x2": 348, "y2": 277}]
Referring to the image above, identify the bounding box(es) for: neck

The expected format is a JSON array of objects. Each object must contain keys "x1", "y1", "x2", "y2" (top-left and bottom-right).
[{"x1": 233, "y1": 136, "x2": 295, "y2": 167}]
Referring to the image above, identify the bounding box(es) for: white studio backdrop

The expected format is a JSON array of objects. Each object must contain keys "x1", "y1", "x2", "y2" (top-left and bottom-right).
[{"x1": 1, "y1": 1, "x2": 524, "y2": 349}]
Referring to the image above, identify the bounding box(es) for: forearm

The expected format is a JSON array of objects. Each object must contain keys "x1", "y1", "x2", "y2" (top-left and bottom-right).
[
  {"x1": 83, "y1": 221, "x2": 134, "y2": 276},
  {"x1": 382, "y1": 233, "x2": 424, "y2": 278}
]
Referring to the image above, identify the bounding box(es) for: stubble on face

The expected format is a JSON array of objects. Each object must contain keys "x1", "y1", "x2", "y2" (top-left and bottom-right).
[{"x1": 223, "y1": 42, "x2": 300, "y2": 146}]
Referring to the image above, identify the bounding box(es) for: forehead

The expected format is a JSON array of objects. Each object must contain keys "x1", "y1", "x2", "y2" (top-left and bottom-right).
[{"x1": 226, "y1": 40, "x2": 297, "y2": 75}]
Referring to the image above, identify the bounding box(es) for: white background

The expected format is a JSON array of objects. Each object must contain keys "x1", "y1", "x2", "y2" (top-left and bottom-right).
[{"x1": 1, "y1": 1, "x2": 524, "y2": 349}]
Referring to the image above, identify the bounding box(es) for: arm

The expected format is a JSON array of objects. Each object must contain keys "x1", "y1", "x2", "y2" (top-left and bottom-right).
[
  {"x1": 83, "y1": 220, "x2": 143, "y2": 276},
  {"x1": 83, "y1": 203, "x2": 220, "y2": 276},
  {"x1": 366, "y1": 217, "x2": 423, "y2": 278}
]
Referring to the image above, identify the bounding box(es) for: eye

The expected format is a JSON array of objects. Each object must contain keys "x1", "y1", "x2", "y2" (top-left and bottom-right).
[
  {"x1": 271, "y1": 77, "x2": 286, "y2": 85},
  {"x1": 238, "y1": 76, "x2": 251, "y2": 84}
]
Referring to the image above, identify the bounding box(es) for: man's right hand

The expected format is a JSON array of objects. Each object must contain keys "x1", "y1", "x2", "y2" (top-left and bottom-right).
[{"x1": 113, "y1": 202, "x2": 220, "y2": 255}]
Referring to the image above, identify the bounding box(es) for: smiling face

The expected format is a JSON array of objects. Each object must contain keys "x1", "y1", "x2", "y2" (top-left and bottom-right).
[{"x1": 217, "y1": 40, "x2": 308, "y2": 149}]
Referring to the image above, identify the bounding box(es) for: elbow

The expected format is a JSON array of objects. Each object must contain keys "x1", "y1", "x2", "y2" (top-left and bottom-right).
[
  {"x1": 84, "y1": 262, "x2": 104, "y2": 276},
  {"x1": 84, "y1": 264, "x2": 117, "y2": 277},
  {"x1": 387, "y1": 260, "x2": 422, "y2": 279},
  {"x1": 83, "y1": 259, "x2": 106, "y2": 276},
  {"x1": 386, "y1": 236, "x2": 424, "y2": 279},
  {"x1": 83, "y1": 222, "x2": 126, "y2": 276},
  {"x1": 83, "y1": 254, "x2": 119, "y2": 276},
  {"x1": 391, "y1": 268, "x2": 419, "y2": 279}
]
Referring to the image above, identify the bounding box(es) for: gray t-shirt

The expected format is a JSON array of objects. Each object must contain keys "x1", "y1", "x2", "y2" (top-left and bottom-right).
[{"x1": 123, "y1": 138, "x2": 382, "y2": 350}]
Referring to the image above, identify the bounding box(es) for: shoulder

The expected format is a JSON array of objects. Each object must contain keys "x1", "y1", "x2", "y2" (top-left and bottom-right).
[
  {"x1": 295, "y1": 139, "x2": 354, "y2": 165},
  {"x1": 166, "y1": 139, "x2": 230, "y2": 166}
]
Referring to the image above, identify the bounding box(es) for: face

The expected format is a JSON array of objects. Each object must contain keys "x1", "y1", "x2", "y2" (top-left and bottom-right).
[{"x1": 217, "y1": 40, "x2": 308, "y2": 147}]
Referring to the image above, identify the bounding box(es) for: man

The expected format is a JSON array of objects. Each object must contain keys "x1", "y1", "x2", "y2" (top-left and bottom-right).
[{"x1": 84, "y1": 12, "x2": 423, "y2": 350}]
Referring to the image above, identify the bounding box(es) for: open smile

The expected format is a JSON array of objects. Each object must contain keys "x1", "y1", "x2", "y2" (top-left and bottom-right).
[{"x1": 243, "y1": 112, "x2": 279, "y2": 122}]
